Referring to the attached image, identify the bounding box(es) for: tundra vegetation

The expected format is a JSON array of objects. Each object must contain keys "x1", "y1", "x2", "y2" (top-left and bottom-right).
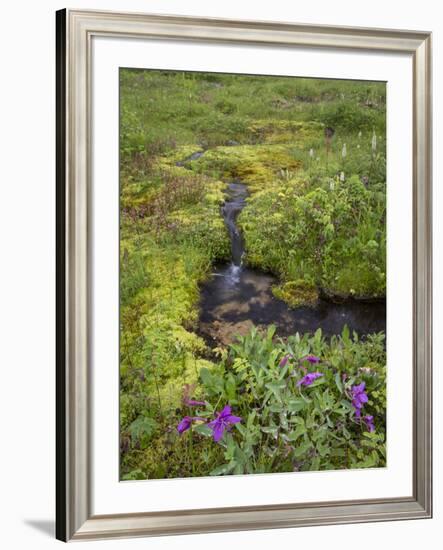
[{"x1": 119, "y1": 69, "x2": 386, "y2": 479}]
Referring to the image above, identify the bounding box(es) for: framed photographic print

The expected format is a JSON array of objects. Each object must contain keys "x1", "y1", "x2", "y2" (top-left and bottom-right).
[{"x1": 56, "y1": 9, "x2": 432, "y2": 542}]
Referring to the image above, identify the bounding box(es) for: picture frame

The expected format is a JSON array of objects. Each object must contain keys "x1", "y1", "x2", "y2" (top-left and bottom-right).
[{"x1": 56, "y1": 9, "x2": 432, "y2": 542}]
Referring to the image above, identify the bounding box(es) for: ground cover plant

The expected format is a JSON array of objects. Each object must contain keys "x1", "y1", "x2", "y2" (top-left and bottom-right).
[{"x1": 119, "y1": 69, "x2": 386, "y2": 480}]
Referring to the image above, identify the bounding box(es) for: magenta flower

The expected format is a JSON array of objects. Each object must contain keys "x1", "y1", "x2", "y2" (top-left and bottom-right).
[
  {"x1": 184, "y1": 398, "x2": 206, "y2": 407},
  {"x1": 207, "y1": 405, "x2": 242, "y2": 442},
  {"x1": 177, "y1": 416, "x2": 204, "y2": 434},
  {"x1": 279, "y1": 354, "x2": 291, "y2": 368},
  {"x1": 350, "y1": 382, "x2": 369, "y2": 418},
  {"x1": 363, "y1": 414, "x2": 375, "y2": 433},
  {"x1": 296, "y1": 372, "x2": 323, "y2": 387},
  {"x1": 300, "y1": 355, "x2": 320, "y2": 364},
  {"x1": 177, "y1": 416, "x2": 193, "y2": 434}
]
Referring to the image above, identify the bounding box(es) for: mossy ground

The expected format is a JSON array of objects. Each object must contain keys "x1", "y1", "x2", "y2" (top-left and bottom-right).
[
  {"x1": 119, "y1": 69, "x2": 386, "y2": 479},
  {"x1": 272, "y1": 280, "x2": 319, "y2": 308}
]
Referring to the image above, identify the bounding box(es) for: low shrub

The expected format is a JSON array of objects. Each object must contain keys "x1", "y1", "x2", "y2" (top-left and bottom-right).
[{"x1": 172, "y1": 326, "x2": 386, "y2": 476}]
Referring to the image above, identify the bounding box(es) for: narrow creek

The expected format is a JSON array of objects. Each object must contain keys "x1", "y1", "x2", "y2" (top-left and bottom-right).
[{"x1": 177, "y1": 152, "x2": 386, "y2": 345}]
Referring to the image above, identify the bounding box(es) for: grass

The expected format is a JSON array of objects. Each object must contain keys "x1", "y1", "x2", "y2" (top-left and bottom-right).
[{"x1": 119, "y1": 69, "x2": 386, "y2": 479}]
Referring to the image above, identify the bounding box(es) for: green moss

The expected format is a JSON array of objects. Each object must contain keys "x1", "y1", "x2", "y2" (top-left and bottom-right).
[
  {"x1": 247, "y1": 119, "x2": 324, "y2": 144},
  {"x1": 190, "y1": 144, "x2": 302, "y2": 191},
  {"x1": 160, "y1": 144, "x2": 203, "y2": 164},
  {"x1": 272, "y1": 279, "x2": 319, "y2": 308}
]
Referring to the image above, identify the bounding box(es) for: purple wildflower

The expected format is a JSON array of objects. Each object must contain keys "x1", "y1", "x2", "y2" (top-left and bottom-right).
[
  {"x1": 177, "y1": 416, "x2": 193, "y2": 434},
  {"x1": 177, "y1": 416, "x2": 204, "y2": 434},
  {"x1": 363, "y1": 414, "x2": 375, "y2": 433},
  {"x1": 305, "y1": 355, "x2": 320, "y2": 364},
  {"x1": 350, "y1": 382, "x2": 369, "y2": 418},
  {"x1": 296, "y1": 372, "x2": 323, "y2": 387},
  {"x1": 184, "y1": 398, "x2": 206, "y2": 407},
  {"x1": 279, "y1": 354, "x2": 291, "y2": 368},
  {"x1": 207, "y1": 405, "x2": 242, "y2": 442}
]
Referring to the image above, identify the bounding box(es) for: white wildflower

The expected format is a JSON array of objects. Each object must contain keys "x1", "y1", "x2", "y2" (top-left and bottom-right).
[{"x1": 372, "y1": 130, "x2": 377, "y2": 152}]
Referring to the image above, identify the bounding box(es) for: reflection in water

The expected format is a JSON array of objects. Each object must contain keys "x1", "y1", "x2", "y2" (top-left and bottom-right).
[{"x1": 199, "y1": 264, "x2": 386, "y2": 345}]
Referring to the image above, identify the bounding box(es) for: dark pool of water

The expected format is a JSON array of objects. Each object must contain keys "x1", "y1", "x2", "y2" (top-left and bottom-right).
[{"x1": 198, "y1": 263, "x2": 386, "y2": 345}]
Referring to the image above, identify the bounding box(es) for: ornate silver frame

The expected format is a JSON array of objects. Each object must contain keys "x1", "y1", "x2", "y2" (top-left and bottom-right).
[{"x1": 56, "y1": 9, "x2": 432, "y2": 542}]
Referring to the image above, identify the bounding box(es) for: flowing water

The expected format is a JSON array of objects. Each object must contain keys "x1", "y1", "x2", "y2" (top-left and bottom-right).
[
  {"x1": 198, "y1": 180, "x2": 386, "y2": 345},
  {"x1": 221, "y1": 182, "x2": 248, "y2": 267}
]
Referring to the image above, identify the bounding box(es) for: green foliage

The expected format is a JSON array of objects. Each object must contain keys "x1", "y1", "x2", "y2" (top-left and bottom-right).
[
  {"x1": 240, "y1": 173, "x2": 385, "y2": 299},
  {"x1": 128, "y1": 416, "x2": 158, "y2": 449},
  {"x1": 118, "y1": 68, "x2": 386, "y2": 479},
  {"x1": 314, "y1": 100, "x2": 385, "y2": 134},
  {"x1": 175, "y1": 326, "x2": 386, "y2": 476}
]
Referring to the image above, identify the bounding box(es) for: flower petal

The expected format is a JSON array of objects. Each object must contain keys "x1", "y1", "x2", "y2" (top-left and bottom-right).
[
  {"x1": 185, "y1": 399, "x2": 206, "y2": 406},
  {"x1": 359, "y1": 393, "x2": 369, "y2": 404},
  {"x1": 226, "y1": 415, "x2": 242, "y2": 424},
  {"x1": 177, "y1": 416, "x2": 192, "y2": 434},
  {"x1": 212, "y1": 423, "x2": 225, "y2": 442},
  {"x1": 219, "y1": 405, "x2": 232, "y2": 418}
]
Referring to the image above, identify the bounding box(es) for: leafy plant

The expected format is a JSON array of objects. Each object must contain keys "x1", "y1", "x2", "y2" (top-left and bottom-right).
[{"x1": 176, "y1": 326, "x2": 386, "y2": 475}]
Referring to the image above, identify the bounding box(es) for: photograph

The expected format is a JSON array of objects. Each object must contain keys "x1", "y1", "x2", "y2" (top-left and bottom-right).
[
  {"x1": 0, "y1": 1, "x2": 437, "y2": 546},
  {"x1": 119, "y1": 69, "x2": 387, "y2": 480}
]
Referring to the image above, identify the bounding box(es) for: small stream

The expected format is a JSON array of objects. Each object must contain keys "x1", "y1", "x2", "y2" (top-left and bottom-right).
[{"x1": 198, "y1": 180, "x2": 385, "y2": 345}]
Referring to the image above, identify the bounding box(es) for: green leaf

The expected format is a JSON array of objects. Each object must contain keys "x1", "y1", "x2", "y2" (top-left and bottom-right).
[
  {"x1": 199, "y1": 367, "x2": 211, "y2": 386},
  {"x1": 193, "y1": 424, "x2": 213, "y2": 437},
  {"x1": 266, "y1": 325, "x2": 276, "y2": 341},
  {"x1": 265, "y1": 381, "x2": 286, "y2": 403},
  {"x1": 309, "y1": 377, "x2": 326, "y2": 389},
  {"x1": 268, "y1": 348, "x2": 280, "y2": 368},
  {"x1": 128, "y1": 416, "x2": 157, "y2": 447},
  {"x1": 317, "y1": 441, "x2": 330, "y2": 457},
  {"x1": 234, "y1": 423, "x2": 246, "y2": 437},
  {"x1": 287, "y1": 425, "x2": 306, "y2": 442},
  {"x1": 330, "y1": 448, "x2": 346, "y2": 457},
  {"x1": 287, "y1": 398, "x2": 306, "y2": 413},
  {"x1": 261, "y1": 426, "x2": 278, "y2": 436},
  {"x1": 233, "y1": 462, "x2": 244, "y2": 475},
  {"x1": 247, "y1": 410, "x2": 257, "y2": 429},
  {"x1": 210, "y1": 462, "x2": 236, "y2": 476},
  {"x1": 335, "y1": 372, "x2": 343, "y2": 394},
  {"x1": 291, "y1": 416, "x2": 305, "y2": 426},
  {"x1": 293, "y1": 441, "x2": 313, "y2": 458},
  {"x1": 225, "y1": 374, "x2": 237, "y2": 402}
]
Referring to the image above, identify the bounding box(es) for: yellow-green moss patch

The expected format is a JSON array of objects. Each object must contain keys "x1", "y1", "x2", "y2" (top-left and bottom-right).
[
  {"x1": 192, "y1": 144, "x2": 302, "y2": 191},
  {"x1": 247, "y1": 119, "x2": 324, "y2": 144},
  {"x1": 272, "y1": 279, "x2": 319, "y2": 308}
]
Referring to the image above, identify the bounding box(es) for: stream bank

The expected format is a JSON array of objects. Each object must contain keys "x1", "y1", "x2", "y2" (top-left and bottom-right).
[{"x1": 197, "y1": 179, "x2": 385, "y2": 345}]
